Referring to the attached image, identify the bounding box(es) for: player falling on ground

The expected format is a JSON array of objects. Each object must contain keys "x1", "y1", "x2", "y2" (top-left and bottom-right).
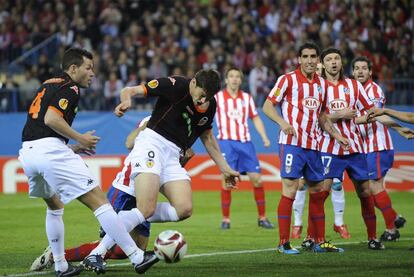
[
  {"x1": 30, "y1": 116, "x2": 196, "y2": 273},
  {"x1": 352, "y1": 56, "x2": 409, "y2": 242},
  {"x1": 215, "y1": 67, "x2": 273, "y2": 230},
  {"x1": 19, "y1": 48, "x2": 147, "y2": 277},
  {"x1": 263, "y1": 42, "x2": 349, "y2": 254},
  {"x1": 291, "y1": 63, "x2": 350, "y2": 240},
  {"x1": 83, "y1": 69, "x2": 239, "y2": 273}
]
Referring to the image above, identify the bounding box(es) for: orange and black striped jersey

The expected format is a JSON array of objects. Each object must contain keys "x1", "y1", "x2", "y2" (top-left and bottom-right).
[{"x1": 22, "y1": 73, "x2": 80, "y2": 143}]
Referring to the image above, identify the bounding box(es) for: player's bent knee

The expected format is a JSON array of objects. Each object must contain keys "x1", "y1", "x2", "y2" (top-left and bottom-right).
[{"x1": 177, "y1": 205, "x2": 192, "y2": 220}]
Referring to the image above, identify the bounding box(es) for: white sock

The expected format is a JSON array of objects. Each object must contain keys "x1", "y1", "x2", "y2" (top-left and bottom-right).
[
  {"x1": 92, "y1": 207, "x2": 147, "y2": 254},
  {"x1": 331, "y1": 183, "x2": 345, "y2": 226},
  {"x1": 94, "y1": 204, "x2": 144, "y2": 264},
  {"x1": 147, "y1": 202, "x2": 179, "y2": 222},
  {"x1": 293, "y1": 188, "x2": 307, "y2": 226},
  {"x1": 46, "y1": 208, "x2": 67, "y2": 272}
]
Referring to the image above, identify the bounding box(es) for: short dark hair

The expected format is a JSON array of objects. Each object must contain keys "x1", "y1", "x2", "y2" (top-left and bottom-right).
[
  {"x1": 320, "y1": 47, "x2": 342, "y2": 62},
  {"x1": 351, "y1": 56, "x2": 372, "y2": 71},
  {"x1": 62, "y1": 48, "x2": 93, "y2": 70},
  {"x1": 225, "y1": 66, "x2": 243, "y2": 79},
  {"x1": 194, "y1": 69, "x2": 221, "y2": 100},
  {"x1": 298, "y1": 42, "x2": 320, "y2": 57}
]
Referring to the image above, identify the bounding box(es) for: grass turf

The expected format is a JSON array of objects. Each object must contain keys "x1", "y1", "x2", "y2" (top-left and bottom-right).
[{"x1": 0, "y1": 191, "x2": 413, "y2": 276}]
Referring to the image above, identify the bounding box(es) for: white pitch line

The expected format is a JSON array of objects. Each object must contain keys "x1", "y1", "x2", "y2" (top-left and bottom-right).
[{"x1": 7, "y1": 237, "x2": 414, "y2": 277}]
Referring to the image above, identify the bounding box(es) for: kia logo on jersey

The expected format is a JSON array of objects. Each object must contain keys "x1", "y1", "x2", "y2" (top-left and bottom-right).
[
  {"x1": 227, "y1": 110, "x2": 242, "y2": 120},
  {"x1": 329, "y1": 99, "x2": 348, "y2": 111},
  {"x1": 302, "y1": 97, "x2": 320, "y2": 110}
]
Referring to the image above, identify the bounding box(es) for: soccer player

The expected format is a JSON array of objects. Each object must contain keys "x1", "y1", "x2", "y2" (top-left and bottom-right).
[
  {"x1": 263, "y1": 42, "x2": 349, "y2": 254},
  {"x1": 215, "y1": 67, "x2": 273, "y2": 230},
  {"x1": 18, "y1": 48, "x2": 147, "y2": 276},
  {"x1": 85, "y1": 69, "x2": 240, "y2": 273},
  {"x1": 352, "y1": 56, "x2": 408, "y2": 241},
  {"x1": 30, "y1": 116, "x2": 196, "y2": 273},
  {"x1": 291, "y1": 62, "x2": 350, "y2": 240}
]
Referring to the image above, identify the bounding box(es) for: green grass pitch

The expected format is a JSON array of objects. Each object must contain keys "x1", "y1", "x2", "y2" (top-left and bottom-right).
[{"x1": 1, "y1": 191, "x2": 413, "y2": 276}]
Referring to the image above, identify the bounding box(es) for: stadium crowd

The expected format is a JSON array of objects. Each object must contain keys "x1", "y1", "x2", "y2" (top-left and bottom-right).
[{"x1": 0, "y1": 0, "x2": 413, "y2": 112}]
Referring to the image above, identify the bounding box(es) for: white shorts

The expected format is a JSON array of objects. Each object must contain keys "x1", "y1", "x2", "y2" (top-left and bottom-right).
[
  {"x1": 115, "y1": 128, "x2": 190, "y2": 193},
  {"x1": 18, "y1": 137, "x2": 98, "y2": 204}
]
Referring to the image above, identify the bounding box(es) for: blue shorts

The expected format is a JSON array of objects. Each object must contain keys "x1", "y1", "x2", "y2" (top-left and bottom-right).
[
  {"x1": 321, "y1": 152, "x2": 371, "y2": 181},
  {"x1": 366, "y1": 150, "x2": 394, "y2": 179},
  {"x1": 107, "y1": 186, "x2": 150, "y2": 237},
  {"x1": 279, "y1": 144, "x2": 324, "y2": 182},
  {"x1": 219, "y1": 140, "x2": 260, "y2": 174}
]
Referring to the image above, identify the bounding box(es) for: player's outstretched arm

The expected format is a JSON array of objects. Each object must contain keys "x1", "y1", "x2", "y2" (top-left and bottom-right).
[
  {"x1": 262, "y1": 99, "x2": 297, "y2": 136},
  {"x1": 367, "y1": 114, "x2": 414, "y2": 139},
  {"x1": 382, "y1": 108, "x2": 414, "y2": 124},
  {"x1": 125, "y1": 121, "x2": 148, "y2": 150},
  {"x1": 252, "y1": 116, "x2": 270, "y2": 147},
  {"x1": 319, "y1": 111, "x2": 349, "y2": 150},
  {"x1": 114, "y1": 85, "x2": 146, "y2": 117},
  {"x1": 44, "y1": 108, "x2": 100, "y2": 149},
  {"x1": 200, "y1": 129, "x2": 240, "y2": 188}
]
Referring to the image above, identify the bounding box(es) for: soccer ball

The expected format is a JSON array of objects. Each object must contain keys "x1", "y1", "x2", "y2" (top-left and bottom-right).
[{"x1": 154, "y1": 230, "x2": 187, "y2": 263}]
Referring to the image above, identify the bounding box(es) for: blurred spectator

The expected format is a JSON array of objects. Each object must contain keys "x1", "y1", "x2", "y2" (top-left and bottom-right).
[
  {"x1": 249, "y1": 59, "x2": 270, "y2": 106},
  {"x1": 37, "y1": 53, "x2": 53, "y2": 82},
  {"x1": 104, "y1": 71, "x2": 123, "y2": 110},
  {"x1": 18, "y1": 67, "x2": 40, "y2": 111},
  {"x1": 0, "y1": 0, "x2": 413, "y2": 112}
]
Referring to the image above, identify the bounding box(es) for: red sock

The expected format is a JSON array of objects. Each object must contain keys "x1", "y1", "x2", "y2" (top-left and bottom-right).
[
  {"x1": 309, "y1": 191, "x2": 329, "y2": 243},
  {"x1": 306, "y1": 213, "x2": 315, "y2": 239},
  {"x1": 253, "y1": 187, "x2": 266, "y2": 219},
  {"x1": 278, "y1": 195, "x2": 294, "y2": 245},
  {"x1": 374, "y1": 190, "x2": 397, "y2": 229},
  {"x1": 65, "y1": 241, "x2": 100, "y2": 262},
  {"x1": 107, "y1": 246, "x2": 127, "y2": 259},
  {"x1": 221, "y1": 189, "x2": 231, "y2": 219},
  {"x1": 359, "y1": 195, "x2": 377, "y2": 240}
]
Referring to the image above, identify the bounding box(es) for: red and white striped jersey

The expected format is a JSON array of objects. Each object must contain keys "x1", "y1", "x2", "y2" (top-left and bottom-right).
[
  {"x1": 112, "y1": 116, "x2": 151, "y2": 196},
  {"x1": 359, "y1": 80, "x2": 393, "y2": 152},
  {"x1": 267, "y1": 69, "x2": 326, "y2": 151},
  {"x1": 215, "y1": 89, "x2": 258, "y2": 142},
  {"x1": 319, "y1": 78, "x2": 374, "y2": 155}
]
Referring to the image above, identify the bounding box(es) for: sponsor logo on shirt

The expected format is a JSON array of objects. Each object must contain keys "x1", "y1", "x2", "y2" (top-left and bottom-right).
[
  {"x1": 59, "y1": 98, "x2": 69, "y2": 110},
  {"x1": 302, "y1": 97, "x2": 320, "y2": 110},
  {"x1": 329, "y1": 99, "x2": 348, "y2": 111},
  {"x1": 70, "y1": 85, "x2": 79, "y2": 94},
  {"x1": 148, "y1": 79, "x2": 159, "y2": 89}
]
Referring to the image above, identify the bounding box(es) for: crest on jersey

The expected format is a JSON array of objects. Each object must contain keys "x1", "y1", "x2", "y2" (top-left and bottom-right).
[
  {"x1": 343, "y1": 87, "x2": 349, "y2": 94},
  {"x1": 59, "y1": 98, "x2": 69, "y2": 110},
  {"x1": 285, "y1": 165, "x2": 292, "y2": 174},
  {"x1": 197, "y1": 117, "x2": 209, "y2": 126},
  {"x1": 329, "y1": 99, "x2": 348, "y2": 111},
  {"x1": 302, "y1": 97, "x2": 320, "y2": 110},
  {"x1": 317, "y1": 85, "x2": 322, "y2": 93},
  {"x1": 148, "y1": 79, "x2": 159, "y2": 89},
  {"x1": 146, "y1": 159, "x2": 154, "y2": 168}
]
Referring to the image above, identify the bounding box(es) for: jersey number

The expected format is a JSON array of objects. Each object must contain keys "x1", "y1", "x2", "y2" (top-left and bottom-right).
[
  {"x1": 29, "y1": 88, "x2": 46, "y2": 119},
  {"x1": 285, "y1": 154, "x2": 293, "y2": 166}
]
